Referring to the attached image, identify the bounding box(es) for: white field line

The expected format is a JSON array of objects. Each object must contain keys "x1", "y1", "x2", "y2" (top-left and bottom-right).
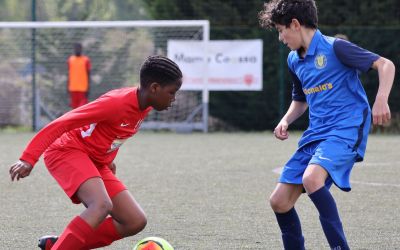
[
  {"x1": 356, "y1": 161, "x2": 400, "y2": 167},
  {"x1": 272, "y1": 161, "x2": 400, "y2": 188},
  {"x1": 350, "y1": 180, "x2": 400, "y2": 188}
]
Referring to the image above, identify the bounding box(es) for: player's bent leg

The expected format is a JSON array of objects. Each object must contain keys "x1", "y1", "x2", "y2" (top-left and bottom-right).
[
  {"x1": 305, "y1": 164, "x2": 349, "y2": 250},
  {"x1": 51, "y1": 177, "x2": 112, "y2": 250},
  {"x1": 302, "y1": 164, "x2": 328, "y2": 194},
  {"x1": 77, "y1": 177, "x2": 114, "y2": 227},
  {"x1": 270, "y1": 183, "x2": 305, "y2": 250},
  {"x1": 83, "y1": 190, "x2": 147, "y2": 249},
  {"x1": 110, "y1": 190, "x2": 147, "y2": 237},
  {"x1": 82, "y1": 217, "x2": 122, "y2": 249},
  {"x1": 270, "y1": 183, "x2": 303, "y2": 213}
]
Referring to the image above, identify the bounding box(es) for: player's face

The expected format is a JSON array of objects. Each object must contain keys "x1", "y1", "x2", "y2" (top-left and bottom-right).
[
  {"x1": 276, "y1": 22, "x2": 301, "y2": 50},
  {"x1": 151, "y1": 80, "x2": 182, "y2": 111}
]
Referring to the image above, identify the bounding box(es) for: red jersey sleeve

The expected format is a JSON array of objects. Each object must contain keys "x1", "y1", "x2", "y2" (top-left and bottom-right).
[{"x1": 20, "y1": 93, "x2": 122, "y2": 167}]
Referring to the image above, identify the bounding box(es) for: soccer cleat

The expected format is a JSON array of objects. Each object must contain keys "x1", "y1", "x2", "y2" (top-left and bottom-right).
[{"x1": 38, "y1": 235, "x2": 58, "y2": 250}]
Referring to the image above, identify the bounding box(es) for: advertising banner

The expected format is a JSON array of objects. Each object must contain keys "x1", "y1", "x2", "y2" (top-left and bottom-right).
[{"x1": 168, "y1": 40, "x2": 263, "y2": 91}]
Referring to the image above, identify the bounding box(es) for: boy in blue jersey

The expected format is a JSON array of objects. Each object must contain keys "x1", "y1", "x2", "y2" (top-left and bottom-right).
[{"x1": 259, "y1": 0, "x2": 395, "y2": 249}]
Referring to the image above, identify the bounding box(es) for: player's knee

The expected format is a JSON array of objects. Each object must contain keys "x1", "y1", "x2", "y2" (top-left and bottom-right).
[
  {"x1": 125, "y1": 214, "x2": 147, "y2": 236},
  {"x1": 302, "y1": 174, "x2": 324, "y2": 194},
  {"x1": 269, "y1": 193, "x2": 291, "y2": 213},
  {"x1": 134, "y1": 214, "x2": 147, "y2": 232},
  {"x1": 88, "y1": 198, "x2": 113, "y2": 218}
]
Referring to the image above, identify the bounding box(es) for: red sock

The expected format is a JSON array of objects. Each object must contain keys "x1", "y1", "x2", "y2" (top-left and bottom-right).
[
  {"x1": 83, "y1": 217, "x2": 122, "y2": 249},
  {"x1": 52, "y1": 216, "x2": 94, "y2": 250}
]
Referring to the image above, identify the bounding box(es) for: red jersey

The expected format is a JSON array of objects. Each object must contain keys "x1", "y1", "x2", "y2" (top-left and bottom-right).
[{"x1": 20, "y1": 87, "x2": 152, "y2": 167}]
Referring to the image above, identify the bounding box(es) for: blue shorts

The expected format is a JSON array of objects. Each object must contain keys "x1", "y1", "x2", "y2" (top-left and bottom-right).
[{"x1": 279, "y1": 139, "x2": 358, "y2": 191}]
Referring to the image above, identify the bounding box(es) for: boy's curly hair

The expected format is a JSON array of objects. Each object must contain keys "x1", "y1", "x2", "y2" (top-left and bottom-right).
[{"x1": 259, "y1": 0, "x2": 318, "y2": 29}]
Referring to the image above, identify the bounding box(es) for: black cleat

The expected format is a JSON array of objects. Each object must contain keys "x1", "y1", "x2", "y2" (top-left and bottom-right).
[{"x1": 38, "y1": 235, "x2": 58, "y2": 250}]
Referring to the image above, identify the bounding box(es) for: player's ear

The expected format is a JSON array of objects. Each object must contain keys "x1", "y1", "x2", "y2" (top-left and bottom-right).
[
  {"x1": 291, "y1": 19, "x2": 301, "y2": 30},
  {"x1": 149, "y1": 82, "x2": 161, "y2": 93}
]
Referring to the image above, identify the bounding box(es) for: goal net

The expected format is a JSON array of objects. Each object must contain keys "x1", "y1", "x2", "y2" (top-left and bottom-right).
[{"x1": 0, "y1": 20, "x2": 209, "y2": 132}]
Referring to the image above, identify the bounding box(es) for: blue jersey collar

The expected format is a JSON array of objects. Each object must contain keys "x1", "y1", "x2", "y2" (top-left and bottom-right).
[{"x1": 296, "y1": 29, "x2": 321, "y2": 58}]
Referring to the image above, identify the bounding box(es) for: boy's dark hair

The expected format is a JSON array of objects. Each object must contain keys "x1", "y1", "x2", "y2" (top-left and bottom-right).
[
  {"x1": 140, "y1": 55, "x2": 182, "y2": 88},
  {"x1": 259, "y1": 0, "x2": 318, "y2": 29}
]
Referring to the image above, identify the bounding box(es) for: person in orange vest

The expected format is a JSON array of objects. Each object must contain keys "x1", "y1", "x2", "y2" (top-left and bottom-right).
[{"x1": 67, "y1": 43, "x2": 91, "y2": 109}]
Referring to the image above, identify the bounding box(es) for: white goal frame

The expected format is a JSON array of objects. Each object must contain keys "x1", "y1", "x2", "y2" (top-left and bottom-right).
[{"x1": 0, "y1": 20, "x2": 210, "y2": 132}]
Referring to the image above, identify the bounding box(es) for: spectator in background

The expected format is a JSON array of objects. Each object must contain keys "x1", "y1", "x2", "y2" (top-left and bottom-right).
[
  {"x1": 68, "y1": 43, "x2": 91, "y2": 109},
  {"x1": 334, "y1": 33, "x2": 349, "y2": 41}
]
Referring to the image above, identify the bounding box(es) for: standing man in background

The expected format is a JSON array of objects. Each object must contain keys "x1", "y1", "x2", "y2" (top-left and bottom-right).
[{"x1": 68, "y1": 43, "x2": 91, "y2": 109}]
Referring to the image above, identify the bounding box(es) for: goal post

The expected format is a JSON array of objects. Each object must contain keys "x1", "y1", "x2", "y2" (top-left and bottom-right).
[{"x1": 0, "y1": 20, "x2": 210, "y2": 132}]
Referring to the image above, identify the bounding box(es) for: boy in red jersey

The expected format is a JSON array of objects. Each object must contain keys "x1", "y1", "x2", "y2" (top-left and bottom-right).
[{"x1": 9, "y1": 55, "x2": 182, "y2": 250}]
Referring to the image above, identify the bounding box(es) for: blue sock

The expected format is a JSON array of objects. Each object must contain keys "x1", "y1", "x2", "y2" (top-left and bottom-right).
[
  {"x1": 309, "y1": 186, "x2": 349, "y2": 250},
  {"x1": 274, "y1": 207, "x2": 305, "y2": 250}
]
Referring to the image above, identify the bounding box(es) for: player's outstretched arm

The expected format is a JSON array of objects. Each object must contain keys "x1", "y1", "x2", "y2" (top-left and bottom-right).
[
  {"x1": 9, "y1": 160, "x2": 33, "y2": 181},
  {"x1": 274, "y1": 100, "x2": 308, "y2": 140},
  {"x1": 371, "y1": 57, "x2": 395, "y2": 125}
]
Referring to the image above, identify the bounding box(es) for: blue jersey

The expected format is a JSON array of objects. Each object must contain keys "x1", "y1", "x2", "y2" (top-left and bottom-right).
[{"x1": 287, "y1": 29, "x2": 379, "y2": 160}]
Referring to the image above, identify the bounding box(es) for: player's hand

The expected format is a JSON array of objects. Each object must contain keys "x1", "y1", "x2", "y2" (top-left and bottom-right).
[
  {"x1": 108, "y1": 162, "x2": 116, "y2": 175},
  {"x1": 274, "y1": 120, "x2": 289, "y2": 140},
  {"x1": 372, "y1": 97, "x2": 391, "y2": 125},
  {"x1": 9, "y1": 160, "x2": 33, "y2": 181}
]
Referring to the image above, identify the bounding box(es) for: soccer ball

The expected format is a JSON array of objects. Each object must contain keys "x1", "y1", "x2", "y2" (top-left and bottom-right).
[{"x1": 133, "y1": 236, "x2": 174, "y2": 250}]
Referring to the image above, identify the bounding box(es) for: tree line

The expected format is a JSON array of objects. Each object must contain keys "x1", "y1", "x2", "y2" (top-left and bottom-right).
[{"x1": 1, "y1": 0, "x2": 398, "y2": 131}]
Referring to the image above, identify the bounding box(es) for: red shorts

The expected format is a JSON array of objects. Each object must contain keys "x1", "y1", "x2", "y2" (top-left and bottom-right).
[
  {"x1": 43, "y1": 148, "x2": 126, "y2": 204},
  {"x1": 70, "y1": 91, "x2": 88, "y2": 109}
]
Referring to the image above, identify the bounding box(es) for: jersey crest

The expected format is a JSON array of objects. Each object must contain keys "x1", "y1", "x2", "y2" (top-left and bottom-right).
[{"x1": 315, "y1": 54, "x2": 327, "y2": 69}]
